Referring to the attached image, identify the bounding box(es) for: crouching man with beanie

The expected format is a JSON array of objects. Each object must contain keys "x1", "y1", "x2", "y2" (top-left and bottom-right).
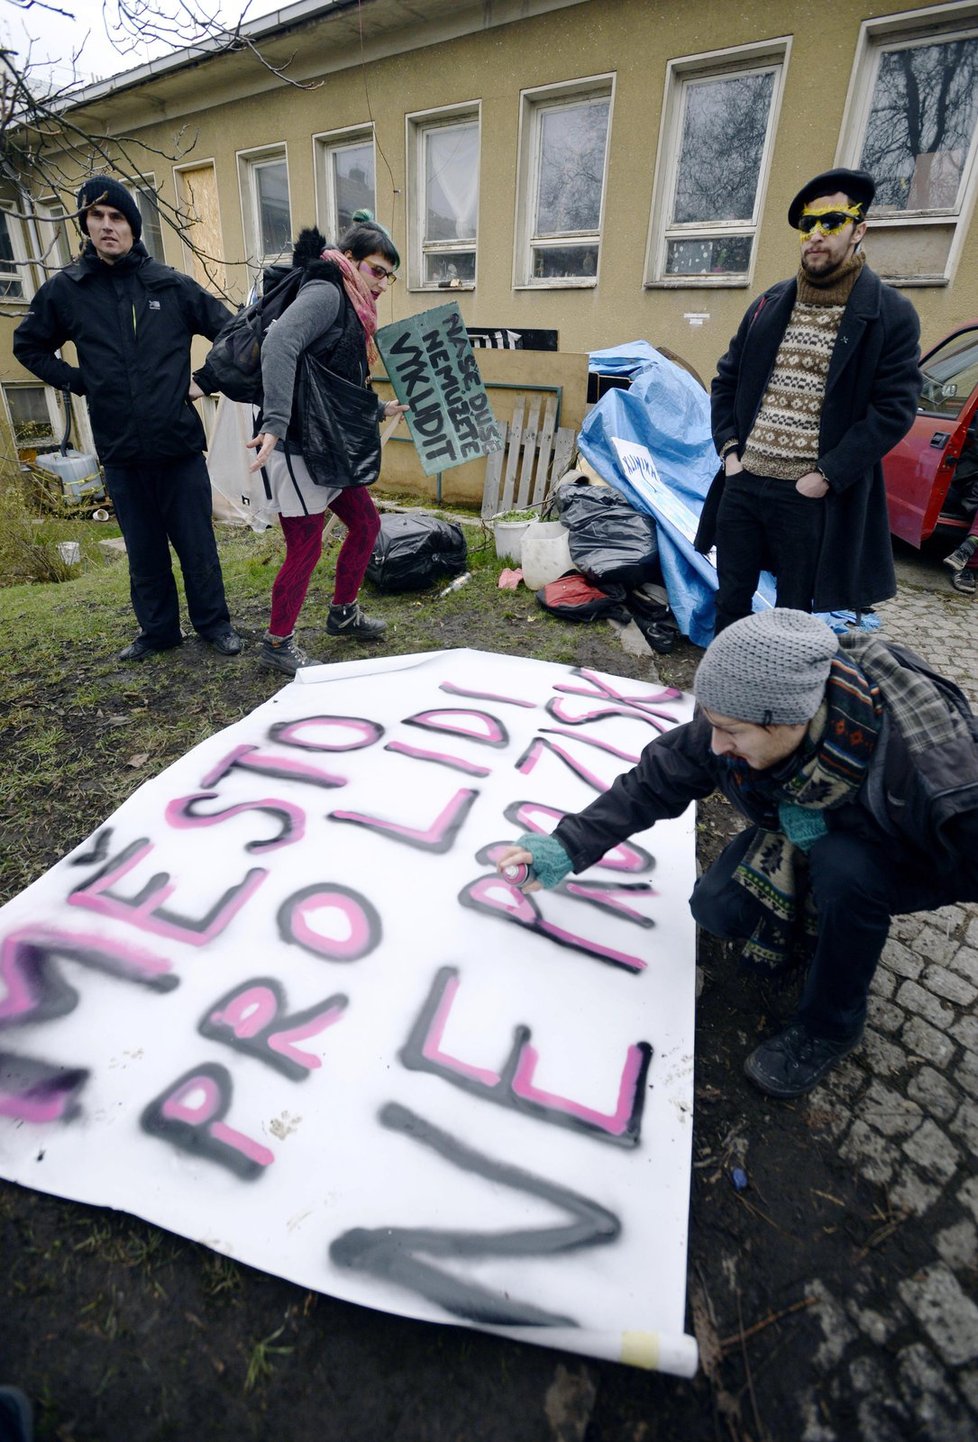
[
  {"x1": 13, "y1": 175, "x2": 243, "y2": 661},
  {"x1": 497, "y1": 611, "x2": 978, "y2": 1099}
]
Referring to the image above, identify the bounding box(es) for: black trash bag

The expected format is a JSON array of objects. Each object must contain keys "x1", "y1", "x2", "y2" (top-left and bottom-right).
[
  {"x1": 298, "y1": 354, "x2": 382, "y2": 491},
  {"x1": 626, "y1": 581, "x2": 680, "y2": 654},
  {"x1": 556, "y1": 480, "x2": 662, "y2": 588},
  {"x1": 536, "y1": 573, "x2": 629, "y2": 622},
  {"x1": 366, "y1": 512, "x2": 468, "y2": 592}
]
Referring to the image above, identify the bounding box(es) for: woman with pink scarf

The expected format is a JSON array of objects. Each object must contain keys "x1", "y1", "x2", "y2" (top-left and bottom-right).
[{"x1": 248, "y1": 217, "x2": 406, "y2": 675}]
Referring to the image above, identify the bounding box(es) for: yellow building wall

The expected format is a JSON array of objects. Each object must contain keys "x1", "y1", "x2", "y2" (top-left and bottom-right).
[{"x1": 3, "y1": 0, "x2": 975, "y2": 462}]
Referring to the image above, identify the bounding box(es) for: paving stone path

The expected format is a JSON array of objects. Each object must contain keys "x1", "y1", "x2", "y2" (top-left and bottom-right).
[{"x1": 791, "y1": 579, "x2": 978, "y2": 1441}]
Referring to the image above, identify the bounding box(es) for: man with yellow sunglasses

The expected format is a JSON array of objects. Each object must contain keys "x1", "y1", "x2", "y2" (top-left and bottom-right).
[{"x1": 697, "y1": 167, "x2": 922, "y2": 635}]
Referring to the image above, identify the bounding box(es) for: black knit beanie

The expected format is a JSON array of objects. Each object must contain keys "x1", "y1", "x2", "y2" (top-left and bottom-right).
[{"x1": 76, "y1": 176, "x2": 143, "y2": 241}]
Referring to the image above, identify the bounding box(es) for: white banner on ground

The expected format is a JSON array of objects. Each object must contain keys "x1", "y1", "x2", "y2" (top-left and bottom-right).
[{"x1": 0, "y1": 649, "x2": 698, "y2": 1376}]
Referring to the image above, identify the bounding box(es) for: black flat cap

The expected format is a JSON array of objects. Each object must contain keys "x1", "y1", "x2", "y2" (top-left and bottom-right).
[{"x1": 788, "y1": 168, "x2": 875, "y2": 228}]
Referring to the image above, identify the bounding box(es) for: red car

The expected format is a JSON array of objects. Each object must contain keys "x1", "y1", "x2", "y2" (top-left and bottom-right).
[{"x1": 883, "y1": 320, "x2": 978, "y2": 547}]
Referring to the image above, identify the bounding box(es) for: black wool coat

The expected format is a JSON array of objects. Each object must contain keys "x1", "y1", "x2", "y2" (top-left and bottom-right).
[{"x1": 696, "y1": 265, "x2": 922, "y2": 612}]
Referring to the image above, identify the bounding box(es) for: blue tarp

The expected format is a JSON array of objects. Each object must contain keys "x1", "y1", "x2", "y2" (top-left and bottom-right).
[{"x1": 581, "y1": 344, "x2": 877, "y2": 646}]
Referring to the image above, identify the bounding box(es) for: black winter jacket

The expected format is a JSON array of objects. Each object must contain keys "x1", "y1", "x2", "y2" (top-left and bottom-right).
[
  {"x1": 554, "y1": 642, "x2": 978, "y2": 878},
  {"x1": 697, "y1": 265, "x2": 922, "y2": 612},
  {"x1": 13, "y1": 241, "x2": 232, "y2": 463}
]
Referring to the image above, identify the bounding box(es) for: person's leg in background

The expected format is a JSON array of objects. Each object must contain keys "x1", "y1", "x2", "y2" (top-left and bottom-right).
[
  {"x1": 154, "y1": 454, "x2": 241, "y2": 654},
  {"x1": 325, "y1": 488, "x2": 386, "y2": 638},
  {"x1": 713, "y1": 472, "x2": 768, "y2": 634},
  {"x1": 766, "y1": 482, "x2": 826, "y2": 614},
  {"x1": 944, "y1": 511, "x2": 978, "y2": 596},
  {"x1": 102, "y1": 462, "x2": 183, "y2": 660},
  {"x1": 261, "y1": 512, "x2": 327, "y2": 674}
]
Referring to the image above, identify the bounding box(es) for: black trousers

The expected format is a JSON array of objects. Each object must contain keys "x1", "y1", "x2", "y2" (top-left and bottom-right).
[
  {"x1": 104, "y1": 453, "x2": 231, "y2": 645},
  {"x1": 690, "y1": 822, "x2": 978, "y2": 1041},
  {"x1": 714, "y1": 469, "x2": 826, "y2": 634}
]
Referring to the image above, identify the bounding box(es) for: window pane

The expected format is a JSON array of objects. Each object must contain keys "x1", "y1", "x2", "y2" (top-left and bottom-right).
[
  {"x1": 424, "y1": 123, "x2": 479, "y2": 242},
  {"x1": 332, "y1": 143, "x2": 375, "y2": 234},
  {"x1": 531, "y1": 243, "x2": 599, "y2": 279},
  {"x1": 255, "y1": 162, "x2": 291, "y2": 256},
  {"x1": 535, "y1": 97, "x2": 610, "y2": 235},
  {"x1": 918, "y1": 330, "x2": 978, "y2": 418},
  {"x1": 0, "y1": 213, "x2": 23, "y2": 297},
  {"x1": 5, "y1": 385, "x2": 55, "y2": 441},
  {"x1": 39, "y1": 205, "x2": 72, "y2": 269},
  {"x1": 861, "y1": 38, "x2": 978, "y2": 212},
  {"x1": 674, "y1": 72, "x2": 774, "y2": 224},
  {"x1": 666, "y1": 234, "x2": 753, "y2": 275},
  {"x1": 135, "y1": 185, "x2": 165, "y2": 261},
  {"x1": 423, "y1": 250, "x2": 476, "y2": 286}
]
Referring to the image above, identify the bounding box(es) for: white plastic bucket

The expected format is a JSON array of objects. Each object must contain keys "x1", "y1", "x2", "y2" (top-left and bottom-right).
[
  {"x1": 520, "y1": 521, "x2": 574, "y2": 589},
  {"x1": 494, "y1": 519, "x2": 530, "y2": 563},
  {"x1": 57, "y1": 540, "x2": 81, "y2": 566}
]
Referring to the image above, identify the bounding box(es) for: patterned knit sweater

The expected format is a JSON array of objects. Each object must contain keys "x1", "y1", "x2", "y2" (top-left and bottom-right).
[{"x1": 741, "y1": 253, "x2": 864, "y2": 481}]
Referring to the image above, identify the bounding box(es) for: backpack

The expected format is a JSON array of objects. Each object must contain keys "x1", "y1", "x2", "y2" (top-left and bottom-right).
[
  {"x1": 535, "y1": 574, "x2": 629, "y2": 622},
  {"x1": 204, "y1": 266, "x2": 305, "y2": 404}
]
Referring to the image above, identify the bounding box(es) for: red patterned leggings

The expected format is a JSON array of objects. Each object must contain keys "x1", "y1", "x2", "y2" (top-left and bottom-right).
[{"x1": 268, "y1": 488, "x2": 381, "y2": 637}]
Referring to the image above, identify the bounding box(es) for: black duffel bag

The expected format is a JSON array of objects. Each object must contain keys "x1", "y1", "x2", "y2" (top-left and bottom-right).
[{"x1": 367, "y1": 512, "x2": 468, "y2": 592}]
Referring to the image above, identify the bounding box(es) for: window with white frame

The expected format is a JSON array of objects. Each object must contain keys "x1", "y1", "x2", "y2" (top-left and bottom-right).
[
  {"x1": 516, "y1": 79, "x2": 612, "y2": 285},
  {"x1": 408, "y1": 107, "x2": 479, "y2": 288},
  {"x1": 839, "y1": 6, "x2": 978, "y2": 283},
  {"x1": 315, "y1": 128, "x2": 375, "y2": 242},
  {"x1": 0, "y1": 207, "x2": 34, "y2": 300},
  {"x1": 36, "y1": 199, "x2": 74, "y2": 275},
  {"x1": 3, "y1": 383, "x2": 62, "y2": 449},
  {"x1": 238, "y1": 147, "x2": 292, "y2": 269},
  {"x1": 126, "y1": 176, "x2": 165, "y2": 261},
  {"x1": 647, "y1": 43, "x2": 787, "y2": 285}
]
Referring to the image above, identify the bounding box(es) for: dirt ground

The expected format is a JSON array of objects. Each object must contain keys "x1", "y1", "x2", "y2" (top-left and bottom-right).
[{"x1": 0, "y1": 585, "x2": 948, "y2": 1442}]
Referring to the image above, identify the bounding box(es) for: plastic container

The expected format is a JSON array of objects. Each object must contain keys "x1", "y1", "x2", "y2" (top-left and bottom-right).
[
  {"x1": 35, "y1": 450, "x2": 105, "y2": 502},
  {"x1": 493, "y1": 519, "x2": 530, "y2": 563},
  {"x1": 520, "y1": 520, "x2": 574, "y2": 589},
  {"x1": 57, "y1": 540, "x2": 81, "y2": 566}
]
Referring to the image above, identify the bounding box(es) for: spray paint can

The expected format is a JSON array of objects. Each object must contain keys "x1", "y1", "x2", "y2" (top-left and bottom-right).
[{"x1": 503, "y1": 862, "x2": 536, "y2": 888}]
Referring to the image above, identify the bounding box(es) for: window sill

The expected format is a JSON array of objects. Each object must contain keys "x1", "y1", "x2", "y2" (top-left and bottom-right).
[
  {"x1": 645, "y1": 277, "x2": 751, "y2": 290},
  {"x1": 880, "y1": 275, "x2": 950, "y2": 288},
  {"x1": 514, "y1": 279, "x2": 598, "y2": 290},
  {"x1": 409, "y1": 283, "x2": 476, "y2": 293}
]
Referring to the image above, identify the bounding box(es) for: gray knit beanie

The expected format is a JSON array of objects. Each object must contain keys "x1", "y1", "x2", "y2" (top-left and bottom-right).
[{"x1": 694, "y1": 610, "x2": 839, "y2": 725}]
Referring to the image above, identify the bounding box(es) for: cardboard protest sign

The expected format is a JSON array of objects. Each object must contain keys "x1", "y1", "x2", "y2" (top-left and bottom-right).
[
  {"x1": 376, "y1": 303, "x2": 504, "y2": 476},
  {"x1": 0, "y1": 649, "x2": 698, "y2": 1376}
]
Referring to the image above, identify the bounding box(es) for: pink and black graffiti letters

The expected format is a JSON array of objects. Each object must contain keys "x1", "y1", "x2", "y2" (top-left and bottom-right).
[
  {"x1": 165, "y1": 793, "x2": 306, "y2": 853},
  {"x1": 200, "y1": 743, "x2": 347, "y2": 791},
  {"x1": 475, "y1": 844, "x2": 656, "y2": 927},
  {"x1": 267, "y1": 715, "x2": 384, "y2": 752},
  {"x1": 329, "y1": 1102, "x2": 619, "y2": 1326},
  {"x1": 69, "y1": 837, "x2": 268, "y2": 947},
  {"x1": 330, "y1": 787, "x2": 479, "y2": 854},
  {"x1": 401, "y1": 966, "x2": 651, "y2": 1146},
  {"x1": 277, "y1": 883, "x2": 381, "y2": 962},
  {"x1": 383, "y1": 740, "x2": 490, "y2": 778},
  {"x1": 0, "y1": 1051, "x2": 89, "y2": 1124},
  {"x1": 200, "y1": 978, "x2": 348, "y2": 1079},
  {"x1": 141, "y1": 1062, "x2": 274, "y2": 1179},
  {"x1": 402, "y1": 709, "x2": 509, "y2": 748},
  {"x1": 0, "y1": 926, "x2": 177, "y2": 1029},
  {"x1": 459, "y1": 875, "x2": 648, "y2": 972},
  {"x1": 502, "y1": 801, "x2": 655, "y2": 874},
  {"x1": 438, "y1": 682, "x2": 536, "y2": 709}
]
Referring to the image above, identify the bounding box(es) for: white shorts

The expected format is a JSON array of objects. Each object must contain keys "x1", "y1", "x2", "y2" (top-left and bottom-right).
[{"x1": 262, "y1": 447, "x2": 340, "y2": 518}]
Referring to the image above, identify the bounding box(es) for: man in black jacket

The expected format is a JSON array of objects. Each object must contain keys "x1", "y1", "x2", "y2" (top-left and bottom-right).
[
  {"x1": 14, "y1": 176, "x2": 242, "y2": 661},
  {"x1": 696, "y1": 168, "x2": 922, "y2": 634},
  {"x1": 497, "y1": 610, "x2": 978, "y2": 1099}
]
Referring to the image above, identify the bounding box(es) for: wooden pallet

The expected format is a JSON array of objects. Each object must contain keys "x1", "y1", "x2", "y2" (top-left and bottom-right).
[{"x1": 481, "y1": 393, "x2": 576, "y2": 519}]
